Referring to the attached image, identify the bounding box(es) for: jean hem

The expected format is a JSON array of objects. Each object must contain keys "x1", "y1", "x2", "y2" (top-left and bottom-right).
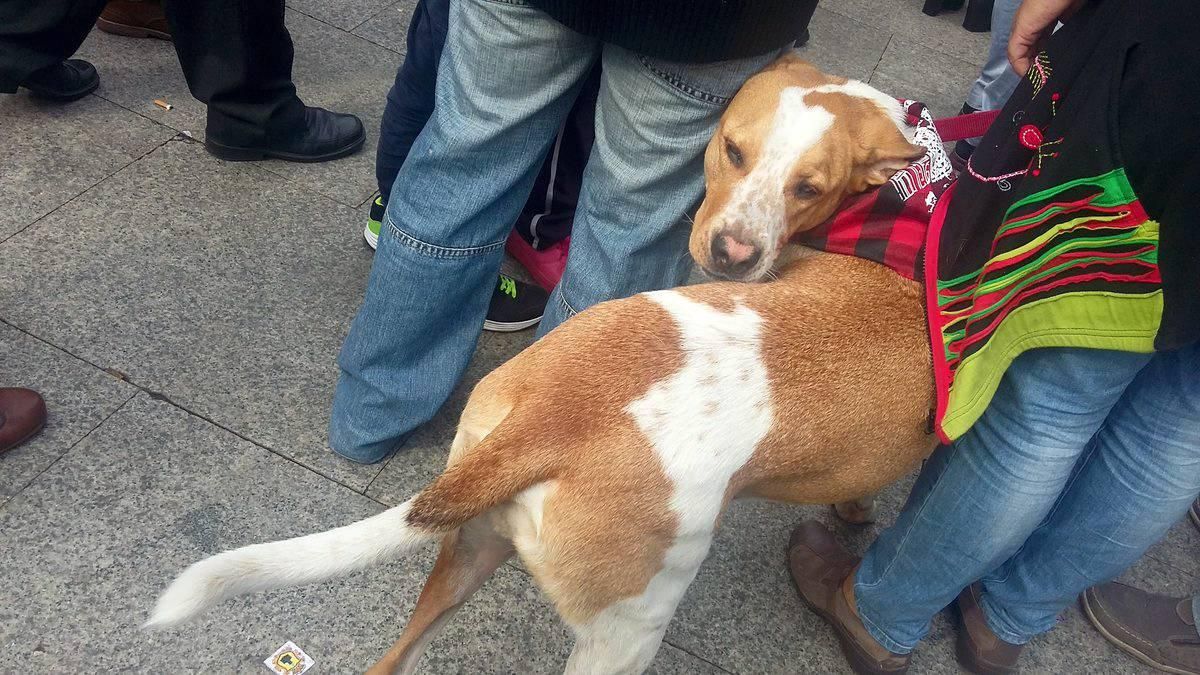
[
  {"x1": 978, "y1": 592, "x2": 1035, "y2": 646},
  {"x1": 329, "y1": 436, "x2": 408, "y2": 465},
  {"x1": 386, "y1": 217, "x2": 508, "y2": 260},
  {"x1": 855, "y1": 589, "x2": 918, "y2": 655}
]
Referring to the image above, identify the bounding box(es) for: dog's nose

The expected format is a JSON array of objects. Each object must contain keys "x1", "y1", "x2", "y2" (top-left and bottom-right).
[{"x1": 710, "y1": 232, "x2": 762, "y2": 276}]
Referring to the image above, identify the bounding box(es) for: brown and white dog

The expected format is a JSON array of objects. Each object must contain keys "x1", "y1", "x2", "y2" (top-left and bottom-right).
[{"x1": 148, "y1": 54, "x2": 937, "y2": 674}]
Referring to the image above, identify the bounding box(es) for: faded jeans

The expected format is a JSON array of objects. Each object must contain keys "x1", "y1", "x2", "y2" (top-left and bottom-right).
[
  {"x1": 329, "y1": 0, "x2": 779, "y2": 462},
  {"x1": 855, "y1": 344, "x2": 1200, "y2": 652}
]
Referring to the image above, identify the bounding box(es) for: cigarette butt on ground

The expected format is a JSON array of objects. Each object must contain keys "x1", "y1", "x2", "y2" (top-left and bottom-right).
[{"x1": 153, "y1": 99, "x2": 173, "y2": 111}]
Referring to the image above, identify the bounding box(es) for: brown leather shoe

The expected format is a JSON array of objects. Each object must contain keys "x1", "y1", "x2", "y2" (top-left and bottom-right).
[
  {"x1": 96, "y1": 0, "x2": 171, "y2": 40},
  {"x1": 0, "y1": 388, "x2": 47, "y2": 454},
  {"x1": 1082, "y1": 582, "x2": 1200, "y2": 674},
  {"x1": 788, "y1": 520, "x2": 911, "y2": 674},
  {"x1": 955, "y1": 584, "x2": 1024, "y2": 674},
  {"x1": 1189, "y1": 498, "x2": 1199, "y2": 533}
]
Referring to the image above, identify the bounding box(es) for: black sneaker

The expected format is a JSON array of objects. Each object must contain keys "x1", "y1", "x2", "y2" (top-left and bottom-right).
[
  {"x1": 20, "y1": 59, "x2": 99, "y2": 102},
  {"x1": 951, "y1": 102, "x2": 979, "y2": 172},
  {"x1": 485, "y1": 274, "x2": 547, "y2": 333}
]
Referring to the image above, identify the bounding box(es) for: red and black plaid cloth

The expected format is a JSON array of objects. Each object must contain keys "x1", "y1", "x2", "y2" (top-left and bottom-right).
[{"x1": 796, "y1": 101, "x2": 955, "y2": 281}]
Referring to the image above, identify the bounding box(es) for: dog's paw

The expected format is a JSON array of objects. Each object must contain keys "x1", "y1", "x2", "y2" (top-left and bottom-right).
[{"x1": 832, "y1": 497, "x2": 877, "y2": 525}]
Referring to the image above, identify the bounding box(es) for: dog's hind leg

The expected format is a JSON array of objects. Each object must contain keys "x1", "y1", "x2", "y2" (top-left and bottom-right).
[
  {"x1": 366, "y1": 518, "x2": 512, "y2": 675},
  {"x1": 557, "y1": 534, "x2": 715, "y2": 675}
]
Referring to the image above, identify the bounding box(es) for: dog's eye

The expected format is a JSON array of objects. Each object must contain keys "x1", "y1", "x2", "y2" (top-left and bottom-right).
[
  {"x1": 792, "y1": 181, "x2": 819, "y2": 199},
  {"x1": 725, "y1": 139, "x2": 744, "y2": 169}
]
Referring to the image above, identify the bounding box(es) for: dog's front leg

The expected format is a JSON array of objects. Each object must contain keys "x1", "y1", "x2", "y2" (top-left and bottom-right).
[{"x1": 833, "y1": 494, "x2": 878, "y2": 524}]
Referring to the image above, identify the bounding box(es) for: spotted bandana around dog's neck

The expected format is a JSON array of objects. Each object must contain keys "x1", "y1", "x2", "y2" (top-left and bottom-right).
[{"x1": 796, "y1": 100, "x2": 954, "y2": 281}]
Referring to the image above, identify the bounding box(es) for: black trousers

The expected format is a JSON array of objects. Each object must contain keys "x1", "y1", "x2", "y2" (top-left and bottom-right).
[{"x1": 0, "y1": 0, "x2": 304, "y2": 143}]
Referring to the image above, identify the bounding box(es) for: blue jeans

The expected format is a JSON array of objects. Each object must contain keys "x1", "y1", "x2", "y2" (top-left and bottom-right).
[
  {"x1": 855, "y1": 344, "x2": 1200, "y2": 652},
  {"x1": 964, "y1": 0, "x2": 1021, "y2": 144},
  {"x1": 329, "y1": 0, "x2": 780, "y2": 463}
]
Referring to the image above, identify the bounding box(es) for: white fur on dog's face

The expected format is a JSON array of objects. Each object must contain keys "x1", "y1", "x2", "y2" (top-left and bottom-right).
[
  {"x1": 690, "y1": 56, "x2": 925, "y2": 282},
  {"x1": 705, "y1": 87, "x2": 835, "y2": 281}
]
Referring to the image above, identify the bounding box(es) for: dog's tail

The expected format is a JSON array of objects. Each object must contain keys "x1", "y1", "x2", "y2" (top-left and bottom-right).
[{"x1": 147, "y1": 423, "x2": 551, "y2": 627}]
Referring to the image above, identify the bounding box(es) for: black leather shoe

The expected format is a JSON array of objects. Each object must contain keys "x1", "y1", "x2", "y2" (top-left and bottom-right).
[
  {"x1": 20, "y1": 59, "x2": 99, "y2": 102},
  {"x1": 205, "y1": 106, "x2": 366, "y2": 163}
]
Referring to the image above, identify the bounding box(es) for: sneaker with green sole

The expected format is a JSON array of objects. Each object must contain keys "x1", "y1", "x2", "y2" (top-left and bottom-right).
[{"x1": 365, "y1": 199, "x2": 547, "y2": 332}]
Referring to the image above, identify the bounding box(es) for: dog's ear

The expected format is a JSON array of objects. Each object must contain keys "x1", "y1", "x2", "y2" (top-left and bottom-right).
[{"x1": 852, "y1": 124, "x2": 926, "y2": 191}]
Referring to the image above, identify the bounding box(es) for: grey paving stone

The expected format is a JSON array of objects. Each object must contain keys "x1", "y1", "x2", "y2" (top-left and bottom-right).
[
  {"x1": 0, "y1": 93, "x2": 174, "y2": 240},
  {"x1": 822, "y1": 0, "x2": 992, "y2": 69},
  {"x1": 289, "y1": 0, "x2": 396, "y2": 32},
  {"x1": 260, "y1": 10, "x2": 402, "y2": 208},
  {"x1": 351, "y1": 0, "x2": 418, "y2": 54},
  {"x1": 0, "y1": 139, "x2": 381, "y2": 490},
  {"x1": 0, "y1": 393, "x2": 732, "y2": 672},
  {"x1": 1144, "y1": 511, "x2": 1200, "y2": 580},
  {"x1": 870, "y1": 36, "x2": 980, "y2": 118},
  {"x1": 798, "y1": 7, "x2": 891, "y2": 83},
  {"x1": 0, "y1": 323, "x2": 136, "y2": 504},
  {"x1": 75, "y1": 11, "x2": 399, "y2": 208}
]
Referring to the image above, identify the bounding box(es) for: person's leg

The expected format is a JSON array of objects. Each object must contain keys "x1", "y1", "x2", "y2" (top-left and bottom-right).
[
  {"x1": 964, "y1": 0, "x2": 1021, "y2": 114},
  {"x1": 0, "y1": 0, "x2": 106, "y2": 94},
  {"x1": 161, "y1": 0, "x2": 303, "y2": 147},
  {"x1": 329, "y1": 0, "x2": 597, "y2": 463},
  {"x1": 979, "y1": 342, "x2": 1200, "y2": 642},
  {"x1": 375, "y1": 0, "x2": 448, "y2": 200},
  {"x1": 852, "y1": 347, "x2": 1153, "y2": 653},
  {"x1": 536, "y1": 48, "x2": 781, "y2": 335}
]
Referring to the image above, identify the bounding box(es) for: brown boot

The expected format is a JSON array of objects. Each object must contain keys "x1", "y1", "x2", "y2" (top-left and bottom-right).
[
  {"x1": 955, "y1": 584, "x2": 1024, "y2": 674},
  {"x1": 96, "y1": 0, "x2": 171, "y2": 41},
  {"x1": 788, "y1": 520, "x2": 911, "y2": 674},
  {"x1": 0, "y1": 388, "x2": 47, "y2": 454},
  {"x1": 1082, "y1": 582, "x2": 1200, "y2": 674}
]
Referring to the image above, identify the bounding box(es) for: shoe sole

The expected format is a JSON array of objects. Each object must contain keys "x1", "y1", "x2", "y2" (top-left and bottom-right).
[
  {"x1": 1081, "y1": 590, "x2": 1195, "y2": 675},
  {"x1": 95, "y1": 17, "x2": 172, "y2": 40},
  {"x1": 786, "y1": 558, "x2": 907, "y2": 675},
  {"x1": 205, "y1": 132, "x2": 365, "y2": 163},
  {"x1": 953, "y1": 603, "x2": 1018, "y2": 675},
  {"x1": 483, "y1": 317, "x2": 542, "y2": 333},
  {"x1": 364, "y1": 224, "x2": 379, "y2": 250},
  {"x1": 1, "y1": 418, "x2": 46, "y2": 455},
  {"x1": 23, "y1": 77, "x2": 99, "y2": 103}
]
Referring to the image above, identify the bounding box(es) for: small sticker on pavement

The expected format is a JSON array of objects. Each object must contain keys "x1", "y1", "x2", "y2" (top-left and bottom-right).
[{"x1": 264, "y1": 641, "x2": 314, "y2": 674}]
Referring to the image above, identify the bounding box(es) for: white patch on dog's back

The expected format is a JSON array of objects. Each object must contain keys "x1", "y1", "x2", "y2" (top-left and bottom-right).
[{"x1": 570, "y1": 291, "x2": 774, "y2": 669}]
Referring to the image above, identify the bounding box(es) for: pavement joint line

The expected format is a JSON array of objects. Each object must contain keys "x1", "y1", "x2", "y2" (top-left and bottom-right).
[
  {"x1": 0, "y1": 390, "x2": 137, "y2": 512},
  {"x1": 0, "y1": 318, "x2": 389, "y2": 507},
  {"x1": 820, "y1": 5, "x2": 986, "y2": 70},
  {"x1": 346, "y1": 0, "x2": 399, "y2": 34},
  {"x1": 1143, "y1": 551, "x2": 1200, "y2": 581},
  {"x1": 0, "y1": 126, "x2": 171, "y2": 247},
  {"x1": 869, "y1": 33, "x2": 894, "y2": 83}
]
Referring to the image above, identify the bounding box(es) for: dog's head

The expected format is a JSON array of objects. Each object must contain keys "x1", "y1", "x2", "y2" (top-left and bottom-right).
[{"x1": 690, "y1": 53, "x2": 926, "y2": 282}]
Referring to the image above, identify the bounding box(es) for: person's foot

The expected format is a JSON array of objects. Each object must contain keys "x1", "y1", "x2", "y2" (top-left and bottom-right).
[
  {"x1": 955, "y1": 584, "x2": 1024, "y2": 675},
  {"x1": 1190, "y1": 498, "x2": 1199, "y2": 532},
  {"x1": 788, "y1": 520, "x2": 911, "y2": 674},
  {"x1": 19, "y1": 60, "x2": 99, "y2": 102},
  {"x1": 96, "y1": 0, "x2": 171, "y2": 40},
  {"x1": 205, "y1": 106, "x2": 365, "y2": 163},
  {"x1": 505, "y1": 232, "x2": 569, "y2": 292},
  {"x1": 950, "y1": 102, "x2": 979, "y2": 172},
  {"x1": 1082, "y1": 582, "x2": 1200, "y2": 675},
  {"x1": 485, "y1": 274, "x2": 548, "y2": 332},
  {"x1": 363, "y1": 207, "x2": 547, "y2": 332},
  {"x1": 0, "y1": 388, "x2": 48, "y2": 454},
  {"x1": 365, "y1": 195, "x2": 385, "y2": 248}
]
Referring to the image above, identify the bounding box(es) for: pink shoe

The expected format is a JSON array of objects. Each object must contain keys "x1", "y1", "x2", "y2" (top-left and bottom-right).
[{"x1": 506, "y1": 232, "x2": 569, "y2": 292}]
